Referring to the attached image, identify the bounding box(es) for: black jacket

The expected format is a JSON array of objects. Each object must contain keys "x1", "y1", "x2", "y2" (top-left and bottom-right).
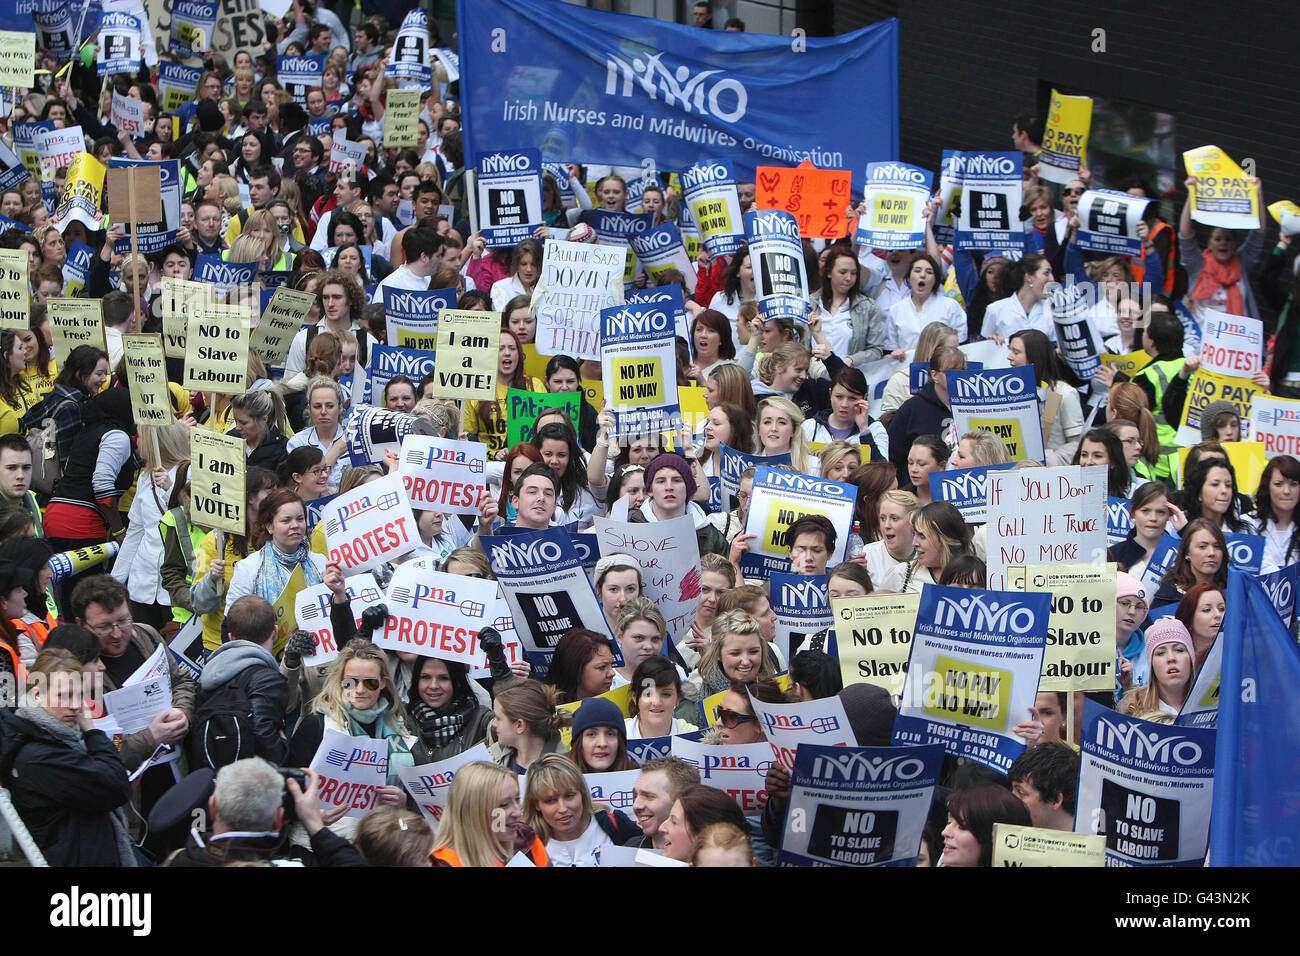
[
  {"x1": 198, "y1": 641, "x2": 290, "y2": 764},
  {"x1": 227, "y1": 426, "x2": 289, "y2": 472},
  {"x1": 0, "y1": 710, "x2": 132, "y2": 867},
  {"x1": 164, "y1": 826, "x2": 367, "y2": 867},
  {"x1": 886, "y1": 380, "x2": 951, "y2": 487}
]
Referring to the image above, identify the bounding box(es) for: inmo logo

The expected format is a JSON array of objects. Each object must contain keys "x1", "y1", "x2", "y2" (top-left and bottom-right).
[
  {"x1": 1095, "y1": 719, "x2": 1203, "y2": 765},
  {"x1": 952, "y1": 373, "x2": 1026, "y2": 400},
  {"x1": 681, "y1": 161, "x2": 730, "y2": 191},
  {"x1": 1227, "y1": 540, "x2": 1256, "y2": 566},
  {"x1": 479, "y1": 153, "x2": 532, "y2": 174},
  {"x1": 490, "y1": 537, "x2": 564, "y2": 569},
  {"x1": 939, "y1": 472, "x2": 984, "y2": 499},
  {"x1": 933, "y1": 594, "x2": 1036, "y2": 634},
  {"x1": 604, "y1": 53, "x2": 747, "y2": 123},
  {"x1": 809, "y1": 751, "x2": 927, "y2": 783}
]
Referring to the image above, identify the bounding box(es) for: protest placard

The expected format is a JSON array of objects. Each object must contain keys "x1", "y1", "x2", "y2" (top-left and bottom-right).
[
  {"x1": 593, "y1": 513, "x2": 701, "y2": 642},
  {"x1": 600, "y1": 302, "x2": 682, "y2": 440},
  {"x1": 505, "y1": 388, "x2": 579, "y2": 447},
  {"x1": 1183, "y1": 145, "x2": 1259, "y2": 230},
  {"x1": 953, "y1": 151, "x2": 1023, "y2": 250},
  {"x1": 627, "y1": 737, "x2": 672, "y2": 765},
  {"x1": 1075, "y1": 189, "x2": 1147, "y2": 256},
  {"x1": 531, "y1": 239, "x2": 624, "y2": 360},
  {"x1": 121, "y1": 334, "x2": 171, "y2": 427},
  {"x1": 1075, "y1": 701, "x2": 1215, "y2": 866},
  {"x1": 475, "y1": 150, "x2": 543, "y2": 248},
  {"x1": 628, "y1": 222, "x2": 696, "y2": 292},
  {"x1": 0, "y1": 31, "x2": 35, "y2": 88},
  {"x1": 856, "y1": 162, "x2": 933, "y2": 250},
  {"x1": 158, "y1": 61, "x2": 203, "y2": 112},
  {"x1": 309, "y1": 730, "x2": 388, "y2": 819},
  {"x1": 991, "y1": 824, "x2": 1106, "y2": 867},
  {"x1": 484, "y1": 527, "x2": 618, "y2": 678},
  {"x1": 680, "y1": 159, "x2": 746, "y2": 258},
  {"x1": 375, "y1": 564, "x2": 498, "y2": 666},
  {"x1": 591, "y1": 209, "x2": 655, "y2": 289},
  {"x1": 183, "y1": 303, "x2": 250, "y2": 392},
  {"x1": 252, "y1": 287, "x2": 315, "y2": 367},
  {"x1": 769, "y1": 572, "x2": 832, "y2": 662},
  {"x1": 779, "y1": 743, "x2": 944, "y2": 867},
  {"x1": 739, "y1": 467, "x2": 855, "y2": 579},
  {"x1": 386, "y1": 9, "x2": 432, "y2": 86},
  {"x1": 1175, "y1": 368, "x2": 1259, "y2": 447},
  {"x1": 1260, "y1": 564, "x2": 1299, "y2": 629},
  {"x1": 984, "y1": 465, "x2": 1107, "y2": 591},
  {"x1": 14, "y1": 120, "x2": 53, "y2": 181},
  {"x1": 399, "y1": 435, "x2": 488, "y2": 515},
  {"x1": 343, "y1": 405, "x2": 422, "y2": 464},
  {"x1": 1250, "y1": 394, "x2": 1300, "y2": 457},
  {"x1": 158, "y1": 277, "x2": 212, "y2": 358},
  {"x1": 0, "y1": 248, "x2": 29, "y2": 330},
  {"x1": 189, "y1": 429, "x2": 245, "y2": 535},
  {"x1": 670, "y1": 736, "x2": 772, "y2": 815},
  {"x1": 1175, "y1": 631, "x2": 1222, "y2": 730},
  {"x1": 110, "y1": 92, "x2": 145, "y2": 139},
  {"x1": 382, "y1": 287, "x2": 456, "y2": 351},
  {"x1": 51, "y1": 149, "x2": 104, "y2": 232},
  {"x1": 397, "y1": 744, "x2": 493, "y2": 826},
  {"x1": 430, "y1": 309, "x2": 497, "y2": 400},
  {"x1": 755, "y1": 161, "x2": 852, "y2": 240},
  {"x1": 1106, "y1": 496, "x2": 1132, "y2": 547},
  {"x1": 627, "y1": 285, "x2": 690, "y2": 349},
  {"x1": 745, "y1": 208, "x2": 808, "y2": 325},
  {"x1": 947, "y1": 365, "x2": 1043, "y2": 463},
  {"x1": 1008, "y1": 564, "x2": 1116, "y2": 692},
  {"x1": 1199, "y1": 309, "x2": 1263, "y2": 378},
  {"x1": 322, "y1": 473, "x2": 420, "y2": 573},
  {"x1": 1050, "y1": 284, "x2": 1106, "y2": 382},
  {"x1": 1037, "y1": 90, "x2": 1092, "y2": 184},
  {"x1": 748, "y1": 690, "x2": 854, "y2": 771},
  {"x1": 583, "y1": 770, "x2": 640, "y2": 818},
  {"x1": 0, "y1": 139, "x2": 27, "y2": 195},
  {"x1": 294, "y1": 573, "x2": 385, "y2": 669},
  {"x1": 366, "y1": 344, "x2": 437, "y2": 406},
  {"x1": 833, "y1": 591, "x2": 919, "y2": 700},
  {"x1": 168, "y1": 0, "x2": 217, "y2": 57},
  {"x1": 928, "y1": 463, "x2": 1015, "y2": 524},
  {"x1": 894, "y1": 584, "x2": 1050, "y2": 773},
  {"x1": 329, "y1": 131, "x2": 367, "y2": 176},
  {"x1": 1223, "y1": 532, "x2": 1264, "y2": 575},
  {"x1": 97, "y1": 11, "x2": 143, "y2": 75},
  {"x1": 383, "y1": 88, "x2": 422, "y2": 148},
  {"x1": 277, "y1": 54, "x2": 325, "y2": 103},
  {"x1": 719, "y1": 444, "x2": 790, "y2": 501},
  {"x1": 193, "y1": 254, "x2": 258, "y2": 300}
]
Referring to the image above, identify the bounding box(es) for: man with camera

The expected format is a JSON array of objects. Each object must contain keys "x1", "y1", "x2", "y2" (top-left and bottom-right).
[{"x1": 164, "y1": 759, "x2": 364, "y2": 867}]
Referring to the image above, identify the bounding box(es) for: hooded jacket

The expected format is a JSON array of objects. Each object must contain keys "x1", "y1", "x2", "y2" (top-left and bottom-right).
[
  {"x1": 885, "y1": 380, "x2": 952, "y2": 486},
  {"x1": 199, "y1": 640, "x2": 291, "y2": 764},
  {"x1": 628, "y1": 498, "x2": 728, "y2": 557}
]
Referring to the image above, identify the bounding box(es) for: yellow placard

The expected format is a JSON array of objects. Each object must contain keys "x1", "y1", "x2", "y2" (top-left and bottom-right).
[
  {"x1": 1100, "y1": 350, "x2": 1153, "y2": 377},
  {"x1": 162, "y1": 85, "x2": 193, "y2": 114},
  {"x1": 270, "y1": 563, "x2": 308, "y2": 658},
  {"x1": 53, "y1": 152, "x2": 106, "y2": 230},
  {"x1": 923, "y1": 654, "x2": 1011, "y2": 731},
  {"x1": 991, "y1": 824, "x2": 1106, "y2": 867},
  {"x1": 252, "y1": 287, "x2": 316, "y2": 367},
  {"x1": 1038, "y1": 89, "x2": 1092, "y2": 182},
  {"x1": 122, "y1": 334, "x2": 172, "y2": 427},
  {"x1": 183, "y1": 303, "x2": 251, "y2": 393},
  {"x1": 582, "y1": 378, "x2": 604, "y2": 416},
  {"x1": 691, "y1": 198, "x2": 733, "y2": 239},
  {"x1": 47, "y1": 297, "x2": 106, "y2": 360},
  {"x1": 189, "y1": 428, "x2": 247, "y2": 536},
  {"x1": 431, "y1": 308, "x2": 499, "y2": 401},
  {"x1": 1183, "y1": 146, "x2": 1260, "y2": 229},
  {"x1": 384, "y1": 88, "x2": 421, "y2": 149},
  {"x1": 1175, "y1": 440, "x2": 1266, "y2": 497},
  {"x1": 0, "y1": 31, "x2": 36, "y2": 88},
  {"x1": 1268, "y1": 200, "x2": 1300, "y2": 225},
  {"x1": 969, "y1": 415, "x2": 1026, "y2": 461},
  {"x1": 1177, "y1": 369, "x2": 1259, "y2": 448},
  {"x1": 610, "y1": 356, "x2": 663, "y2": 408},
  {"x1": 760, "y1": 501, "x2": 829, "y2": 556},
  {"x1": 557, "y1": 683, "x2": 634, "y2": 748},
  {"x1": 833, "y1": 592, "x2": 920, "y2": 699},
  {"x1": 1013, "y1": 564, "x2": 1116, "y2": 693},
  {"x1": 870, "y1": 193, "x2": 914, "y2": 229},
  {"x1": 0, "y1": 248, "x2": 30, "y2": 331},
  {"x1": 159, "y1": 277, "x2": 214, "y2": 359},
  {"x1": 522, "y1": 342, "x2": 549, "y2": 382}
]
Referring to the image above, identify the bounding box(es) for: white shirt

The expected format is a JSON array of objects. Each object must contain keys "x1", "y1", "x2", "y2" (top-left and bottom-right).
[
  {"x1": 104, "y1": 325, "x2": 124, "y2": 371},
  {"x1": 877, "y1": 560, "x2": 935, "y2": 594},
  {"x1": 982, "y1": 294, "x2": 1056, "y2": 344},
  {"x1": 286, "y1": 424, "x2": 346, "y2": 487},
  {"x1": 546, "y1": 817, "x2": 614, "y2": 868},
  {"x1": 371, "y1": 265, "x2": 431, "y2": 303},
  {"x1": 1251, "y1": 515, "x2": 1297, "y2": 575},
  {"x1": 309, "y1": 208, "x2": 337, "y2": 252},
  {"x1": 284, "y1": 317, "x2": 361, "y2": 380},
  {"x1": 111, "y1": 464, "x2": 178, "y2": 605},
  {"x1": 817, "y1": 297, "x2": 853, "y2": 356},
  {"x1": 490, "y1": 274, "x2": 530, "y2": 312},
  {"x1": 624, "y1": 715, "x2": 696, "y2": 739},
  {"x1": 873, "y1": 274, "x2": 911, "y2": 314},
  {"x1": 862, "y1": 539, "x2": 909, "y2": 591},
  {"x1": 884, "y1": 295, "x2": 968, "y2": 350}
]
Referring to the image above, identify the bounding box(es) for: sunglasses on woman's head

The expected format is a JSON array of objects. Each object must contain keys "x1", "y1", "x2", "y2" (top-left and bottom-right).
[
  {"x1": 714, "y1": 707, "x2": 757, "y2": 728},
  {"x1": 341, "y1": 676, "x2": 381, "y2": 691}
]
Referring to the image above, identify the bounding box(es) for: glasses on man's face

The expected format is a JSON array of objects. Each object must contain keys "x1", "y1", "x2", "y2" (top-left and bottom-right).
[
  {"x1": 341, "y1": 676, "x2": 381, "y2": 692},
  {"x1": 714, "y1": 707, "x2": 758, "y2": 729},
  {"x1": 87, "y1": 615, "x2": 133, "y2": 637},
  {"x1": 1063, "y1": 187, "x2": 1085, "y2": 197},
  {"x1": 1117, "y1": 598, "x2": 1148, "y2": 614}
]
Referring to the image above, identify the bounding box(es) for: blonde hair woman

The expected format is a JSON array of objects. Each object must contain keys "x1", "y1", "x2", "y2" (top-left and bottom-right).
[
  {"x1": 756, "y1": 395, "x2": 814, "y2": 475},
  {"x1": 951, "y1": 429, "x2": 1011, "y2": 469},
  {"x1": 877, "y1": 500, "x2": 972, "y2": 594},
  {"x1": 692, "y1": 609, "x2": 779, "y2": 697},
  {"x1": 863, "y1": 489, "x2": 919, "y2": 591},
  {"x1": 878, "y1": 321, "x2": 959, "y2": 421},
  {"x1": 818, "y1": 439, "x2": 862, "y2": 482},
  {"x1": 522, "y1": 753, "x2": 640, "y2": 866},
  {"x1": 431, "y1": 761, "x2": 548, "y2": 867}
]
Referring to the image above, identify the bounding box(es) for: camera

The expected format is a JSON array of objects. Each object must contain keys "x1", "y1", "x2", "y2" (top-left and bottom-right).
[{"x1": 276, "y1": 767, "x2": 310, "y2": 821}]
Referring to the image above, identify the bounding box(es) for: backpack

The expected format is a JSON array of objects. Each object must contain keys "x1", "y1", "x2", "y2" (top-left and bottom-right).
[
  {"x1": 27, "y1": 398, "x2": 76, "y2": 497},
  {"x1": 188, "y1": 679, "x2": 258, "y2": 770}
]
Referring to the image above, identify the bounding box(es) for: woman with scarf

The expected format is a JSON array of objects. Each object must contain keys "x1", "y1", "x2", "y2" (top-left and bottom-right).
[
  {"x1": 405, "y1": 655, "x2": 493, "y2": 762},
  {"x1": 1179, "y1": 174, "x2": 1266, "y2": 324},
  {"x1": 288, "y1": 639, "x2": 419, "y2": 843},
  {"x1": 224, "y1": 490, "x2": 326, "y2": 629}
]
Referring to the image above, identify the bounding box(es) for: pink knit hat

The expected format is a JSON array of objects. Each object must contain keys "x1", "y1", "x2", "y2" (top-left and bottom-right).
[
  {"x1": 1116, "y1": 571, "x2": 1147, "y2": 603},
  {"x1": 1144, "y1": 617, "x2": 1195, "y2": 675}
]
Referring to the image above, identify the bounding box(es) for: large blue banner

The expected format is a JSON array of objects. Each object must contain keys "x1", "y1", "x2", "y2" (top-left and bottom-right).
[{"x1": 455, "y1": 0, "x2": 898, "y2": 190}]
